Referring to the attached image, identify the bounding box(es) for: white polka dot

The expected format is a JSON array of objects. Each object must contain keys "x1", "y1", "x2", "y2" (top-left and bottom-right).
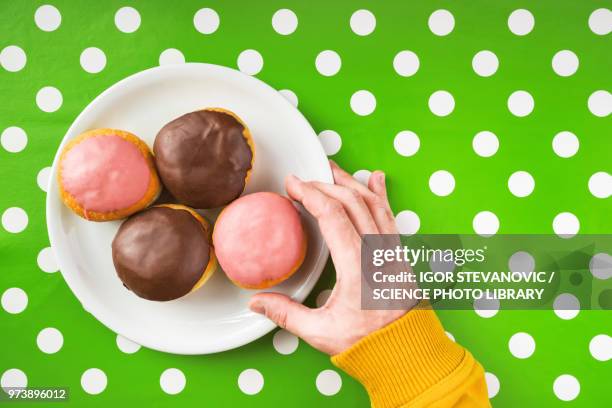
[
  {"x1": 194, "y1": 8, "x2": 219, "y2": 35},
  {"x1": 37, "y1": 327, "x2": 63, "y2": 354},
  {"x1": 553, "y1": 293, "x2": 580, "y2": 320},
  {"x1": 485, "y1": 372, "x2": 500, "y2": 398},
  {"x1": 474, "y1": 296, "x2": 499, "y2": 318},
  {"x1": 318, "y1": 130, "x2": 341, "y2": 156},
  {"x1": 353, "y1": 169, "x2": 371, "y2": 186},
  {"x1": 37, "y1": 167, "x2": 51, "y2": 192},
  {"x1": 508, "y1": 9, "x2": 534, "y2": 36},
  {"x1": 272, "y1": 9, "x2": 298, "y2": 35},
  {"x1": 588, "y1": 172, "x2": 612, "y2": 199},
  {"x1": 428, "y1": 9, "x2": 454, "y2": 36},
  {"x1": 553, "y1": 375, "x2": 580, "y2": 401},
  {"x1": 81, "y1": 368, "x2": 107, "y2": 395},
  {"x1": 279, "y1": 89, "x2": 298, "y2": 107},
  {"x1": 160, "y1": 368, "x2": 185, "y2": 394},
  {"x1": 590, "y1": 253, "x2": 612, "y2": 280},
  {"x1": 473, "y1": 211, "x2": 499, "y2": 237},
  {"x1": 316, "y1": 289, "x2": 332, "y2": 307},
  {"x1": 238, "y1": 368, "x2": 263, "y2": 395},
  {"x1": 237, "y1": 49, "x2": 263, "y2": 76},
  {"x1": 37, "y1": 247, "x2": 58, "y2": 273},
  {"x1": 429, "y1": 170, "x2": 455, "y2": 196},
  {"x1": 508, "y1": 91, "x2": 534, "y2": 117},
  {"x1": 472, "y1": 50, "x2": 499, "y2": 77},
  {"x1": 395, "y1": 210, "x2": 420, "y2": 236},
  {"x1": 1, "y1": 369, "x2": 27, "y2": 391},
  {"x1": 1, "y1": 288, "x2": 28, "y2": 314},
  {"x1": 34, "y1": 5, "x2": 61, "y2": 32},
  {"x1": 509, "y1": 251, "x2": 535, "y2": 276},
  {"x1": 0, "y1": 45, "x2": 27, "y2": 72},
  {"x1": 394, "y1": 131, "x2": 420, "y2": 157},
  {"x1": 508, "y1": 171, "x2": 535, "y2": 197},
  {"x1": 36, "y1": 86, "x2": 62, "y2": 113},
  {"x1": 1, "y1": 126, "x2": 27, "y2": 153},
  {"x1": 552, "y1": 131, "x2": 579, "y2": 158},
  {"x1": 589, "y1": 8, "x2": 612, "y2": 35},
  {"x1": 428, "y1": 90, "x2": 455, "y2": 116},
  {"x1": 273, "y1": 330, "x2": 299, "y2": 355},
  {"x1": 508, "y1": 332, "x2": 535, "y2": 359},
  {"x1": 80, "y1": 47, "x2": 106, "y2": 74},
  {"x1": 114, "y1": 7, "x2": 140, "y2": 33},
  {"x1": 472, "y1": 131, "x2": 499, "y2": 157},
  {"x1": 159, "y1": 48, "x2": 185, "y2": 66},
  {"x1": 552, "y1": 50, "x2": 579, "y2": 77},
  {"x1": 589, "y1": 334, "x2": 611, "y2": 361},
  {"x1": 315, "y1": 50, "x2": 341, "y2": 77},
  {"x1": 552, "y1": 212, "x2": 580, "y2": 238},
  {"x1": 316, "y1": 369, "x2": 342, "y2": 396},
  {"x1": 2, "y1": 207, "x2": 28, "y2": 233},
  {"x1": 350, "y1": 90, "x2": 376, "y2": 116},
  {"x1": 588, "y1": 90, "x2": 611, "y2": 117},
  {"x1": 445, "y1": 331, "x2": 455, "y2": 342},
  {"x1": 393, "y1": 50, "x2": 420, "y2": 77},
  {"x1": 116, "y1": 334, "x2": 141, "y2": 354},
  {"x1": 350, "y1": 9, "x2": 376, "y2": 36}
]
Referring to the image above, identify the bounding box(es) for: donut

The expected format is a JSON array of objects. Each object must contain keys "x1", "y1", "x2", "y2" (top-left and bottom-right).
[
  {"x1": 213, "y1": 192, "x2": 307, "y2": 289},
  {"x1": 153, "y1": 108, "x2": 255, "y2": 209},
  {"x1": 111, "y1": 204, "x2": 217, "y2": 301},
  {"x1": 58, "y1": 129, "x2": 160, "y2": 221}
]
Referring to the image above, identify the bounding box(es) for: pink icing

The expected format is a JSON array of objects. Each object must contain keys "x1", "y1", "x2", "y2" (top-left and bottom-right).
[
  {"x1": 213, "y1": 192, "x2": 305, "y2": 287},
  {"x1": 60, "y1": 134, "x2": 151, "y2": 214}
]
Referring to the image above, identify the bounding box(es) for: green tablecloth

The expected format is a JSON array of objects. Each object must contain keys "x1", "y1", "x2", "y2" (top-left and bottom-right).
[{"x1": 1, "y1": 0, "x2": 610, "y2": 406}]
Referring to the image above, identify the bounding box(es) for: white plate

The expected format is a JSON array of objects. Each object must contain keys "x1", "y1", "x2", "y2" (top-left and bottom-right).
[{"x1": 46, "y1": 63, "x2": 331, "y2": 354}]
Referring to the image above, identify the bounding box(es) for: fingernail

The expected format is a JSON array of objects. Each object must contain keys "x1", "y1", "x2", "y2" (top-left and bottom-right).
[
  {"x1": 249, "y1": 298, "x2": 265, "y2": 314},
  {"x1": 329, "y1": 160, "x2": 338, "y2": 168}
]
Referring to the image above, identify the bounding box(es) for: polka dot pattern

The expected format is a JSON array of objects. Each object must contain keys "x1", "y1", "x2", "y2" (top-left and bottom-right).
[
  {"x1": 238, "y1": 369, "x2": 264, "y2": 395},
  {"x1": 350, "y1": 10, "x2": 376, "y2": 36},
  {"x1": 159, "y1": 49, "x2": 185, "y2": 66},
  {"x1": 315, "y1": 50, "x2": 341, "y2": 76},
  {"x1": 0, "y1": 45, "x2": 27, "y2": 72},
  {"x1": 194, "y1": 8, "x2": 219, "y2": 35},
  {"x1": 34, "y1": 5, "x2": 61, "y2": 32},
  {"x1": 1, "y1": 126, "x2": 27, "y2": 153},
  {"x1": 318, "y1": 130, "x2": 342, "y2": 156},
  {"x1": 37, "y1": 327, "x2": 63, "y2": 353},
  {"x1": 350, "y1": 90, "x2": 376, "y2": 116},
  {"x1": 316, "y1": 369, "x2": 342, "y2": 396},
  {"x1": 508, "y1": 332, "x2": 535, "y2": 359},
  {"x1": 0, "y1": 3, "x2": 610, "y2": 406},
  {"x1": 272, "y1": 9, "x2": 298, "y2": 35},
  {"x1": 115, "y1": 7, "x2": 140, "y2": 33},
  {"x1": 160, "y1": 368, "x2": 186, "y2": 395},
  {"x1": 80, "y1": 47, "x2": 106, "y2": 74},
  {"x1": 81, "y1": 368, "x2": 107, "y2": 395}
]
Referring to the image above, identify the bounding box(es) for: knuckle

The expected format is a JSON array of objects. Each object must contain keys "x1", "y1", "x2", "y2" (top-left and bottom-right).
[
  {"x1": 322, "y1": 198, "x2": 344, "y2": 217},
  {"x1": 268, "y1": 308, "x2": 288, "y2": 329}
]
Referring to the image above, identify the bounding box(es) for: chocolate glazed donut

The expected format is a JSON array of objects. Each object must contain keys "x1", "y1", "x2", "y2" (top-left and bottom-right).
[
  {"x1": 111, "y1": 205, "x2": 216, "y2": 301},
  {"x1": 153, "y1": 109, "x2": 254, "y2": 209}
]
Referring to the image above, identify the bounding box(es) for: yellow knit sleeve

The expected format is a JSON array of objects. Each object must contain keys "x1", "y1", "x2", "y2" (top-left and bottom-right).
[{"x1": 331, "y1": 309, "x2": 491, "y2": 408}]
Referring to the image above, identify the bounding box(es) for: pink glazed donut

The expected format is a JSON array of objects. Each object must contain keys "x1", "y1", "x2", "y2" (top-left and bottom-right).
[
  {"x1": 58, "y1": 129, "x2": 161, "y2": 221},
  {"x1": 213, "y1": 192, "x2": 307, "y2": 289}
]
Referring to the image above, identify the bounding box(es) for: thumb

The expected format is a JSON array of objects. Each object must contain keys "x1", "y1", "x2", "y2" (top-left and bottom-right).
[{"x1": 249, "y1": 292, "x2": 317, "y2": 339}]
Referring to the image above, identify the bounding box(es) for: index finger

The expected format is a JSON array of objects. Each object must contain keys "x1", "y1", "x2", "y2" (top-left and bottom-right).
[{"x1": 286, "y1": 175, "x2": 361, "y2": 261}]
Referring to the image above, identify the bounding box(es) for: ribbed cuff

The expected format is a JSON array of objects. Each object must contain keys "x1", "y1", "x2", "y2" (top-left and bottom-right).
[{"x1": 331, "y1": 309, "x2": 465, "y2": 408}]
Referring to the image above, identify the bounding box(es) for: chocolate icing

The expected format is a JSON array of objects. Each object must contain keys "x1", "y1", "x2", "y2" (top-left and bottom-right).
[
  {"x1": 111, "y1": 206, "x2": 210, "y2": 301},
  {"x1": 153, "y1": 110, "x2": 253, "y2": 209}
]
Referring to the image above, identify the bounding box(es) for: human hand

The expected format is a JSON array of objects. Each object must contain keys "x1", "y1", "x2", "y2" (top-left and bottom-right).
[{"x1": 249, "y1": 161, "x2": 410, "y2": 355}]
